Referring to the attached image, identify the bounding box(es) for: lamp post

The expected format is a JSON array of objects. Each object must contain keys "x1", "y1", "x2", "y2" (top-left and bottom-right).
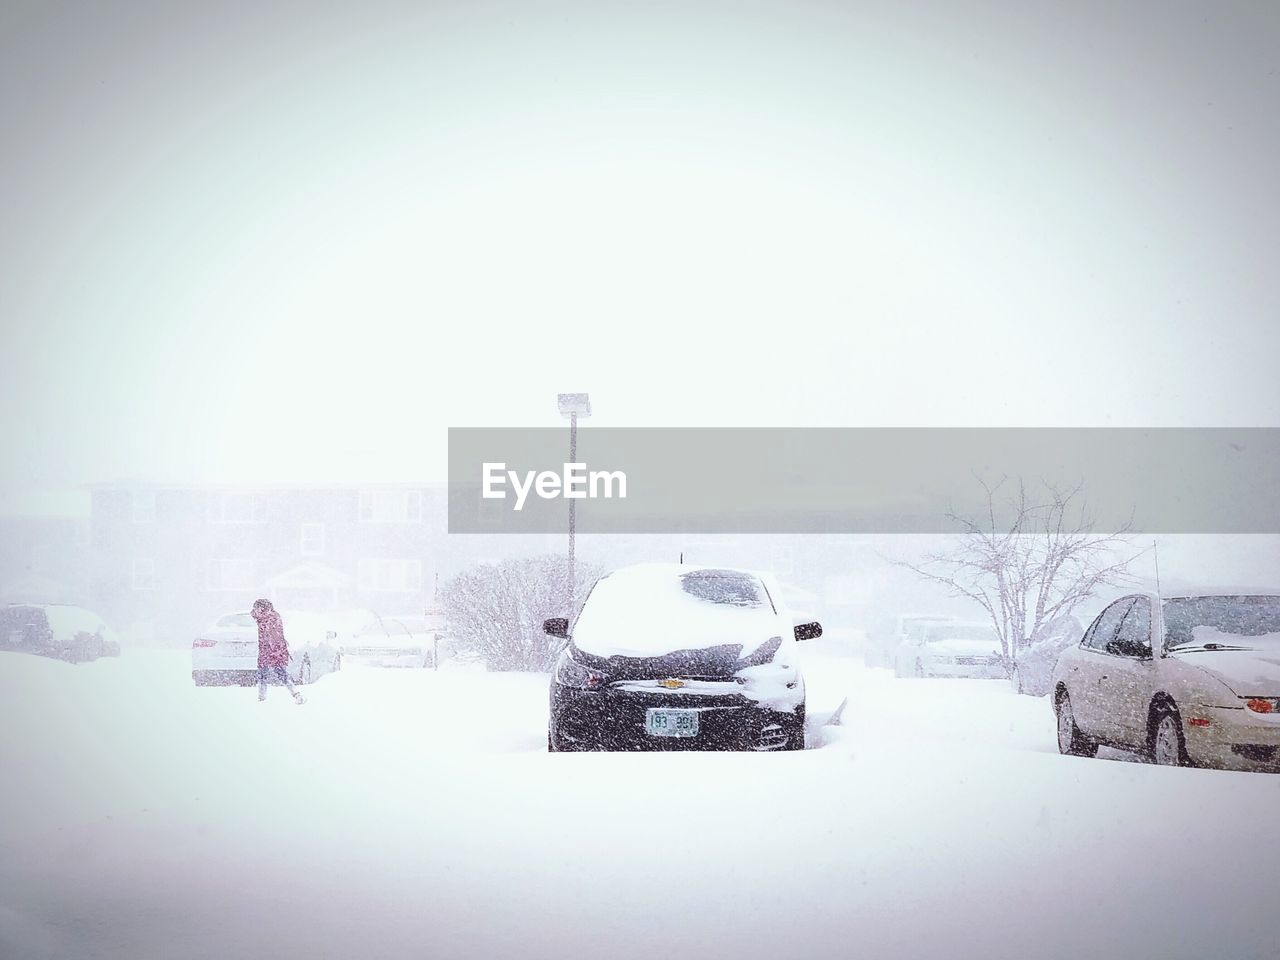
[{"x1": 557, "y1": 393, "x2": 591, "y2": 610}]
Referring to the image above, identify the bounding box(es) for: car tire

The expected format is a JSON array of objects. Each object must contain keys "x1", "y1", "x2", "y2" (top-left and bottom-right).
[
  {"x1": 1151, "y1": 705, "x2": 1190, "y2": 767},
  {"x1": 1055, "y1": 691, "x2": 1098, "y2": 757}
]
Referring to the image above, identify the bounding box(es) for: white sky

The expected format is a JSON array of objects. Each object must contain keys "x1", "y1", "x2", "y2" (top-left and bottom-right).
[{"x1": 2, "y1": 0, "x2": 1278, "y2": 496}]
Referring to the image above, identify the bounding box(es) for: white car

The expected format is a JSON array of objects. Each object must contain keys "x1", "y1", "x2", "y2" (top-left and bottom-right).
[
  {"x1": 341, "y1": 610, "x2": 448, "y2": 668},
  {"x1": 191, "y1": 610, "x2": 342, "y2": 686},
  {"x1": 1052, "y1": 588, "x2": 1280, "y2": 773},
  {"x1": 894, "y1": 621, "x2": 1005, "y2": 679},
  {"x1": 875, "y1": 614, "x2": 954, "y2": 669}
]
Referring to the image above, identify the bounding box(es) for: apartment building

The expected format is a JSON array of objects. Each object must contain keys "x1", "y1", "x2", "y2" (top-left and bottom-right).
[{"x1": 88, "y1": 482, "x2": 452, "y2": 641}]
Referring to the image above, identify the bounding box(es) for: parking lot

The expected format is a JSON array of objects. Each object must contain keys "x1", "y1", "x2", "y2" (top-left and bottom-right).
[{"x1": 2, "y1": 646, "x2": 1277, "y2": 960}]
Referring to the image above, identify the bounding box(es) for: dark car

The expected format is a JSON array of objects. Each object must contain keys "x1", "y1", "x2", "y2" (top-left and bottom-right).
[
  {"x1": 546, "y1": 564, "x2": 821, "y2": 752},
  {"x1": 0, "y1": 603, "x2": 115, "y2": 663}
]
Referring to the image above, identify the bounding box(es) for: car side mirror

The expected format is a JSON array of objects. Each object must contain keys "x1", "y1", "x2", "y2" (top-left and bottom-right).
[
  {"x1": 544, "y1": 618, "x2": 570, "y2": 639},
  {"x1": 794, "y1": 621, "x2": 823, "y2": 642}
]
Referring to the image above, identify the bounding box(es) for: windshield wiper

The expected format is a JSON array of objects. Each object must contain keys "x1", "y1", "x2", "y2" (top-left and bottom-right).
[{"x1": 1167, "y1": 642, "x2": 1254, "y2": 653}]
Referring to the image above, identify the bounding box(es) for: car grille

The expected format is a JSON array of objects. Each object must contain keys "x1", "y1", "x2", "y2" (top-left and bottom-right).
[{"x1": 756, "y1": 724, "x2": 790, "y2": 750}]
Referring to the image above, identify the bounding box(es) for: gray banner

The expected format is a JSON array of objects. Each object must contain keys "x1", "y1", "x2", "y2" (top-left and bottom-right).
[{"x1": 448, "y1": 428, "x2": 1280, "y2": 534}]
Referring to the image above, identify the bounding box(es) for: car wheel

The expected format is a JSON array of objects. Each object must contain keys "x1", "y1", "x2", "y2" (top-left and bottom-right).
[
  {"x1": 1055, "y1": 691, "x2": 1098, "y2": 757},
  {"x1": 1151, "y1": 707, "x2": 1189, "y2": 767}
]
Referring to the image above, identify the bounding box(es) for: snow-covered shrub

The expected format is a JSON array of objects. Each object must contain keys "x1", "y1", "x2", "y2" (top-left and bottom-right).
[{"x1": 441, "y1": 555, "x2": 601, "y2": 671}]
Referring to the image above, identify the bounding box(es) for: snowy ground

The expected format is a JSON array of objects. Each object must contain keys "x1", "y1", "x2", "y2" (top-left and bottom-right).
[{"x1": 1, "y1": 645, "x2": 1277, "y2": 960}]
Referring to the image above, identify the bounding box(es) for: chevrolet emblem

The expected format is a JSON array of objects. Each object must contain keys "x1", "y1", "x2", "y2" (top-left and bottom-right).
[{"x1": 658, "y1": 678, "x2": 686, "y2": 689}]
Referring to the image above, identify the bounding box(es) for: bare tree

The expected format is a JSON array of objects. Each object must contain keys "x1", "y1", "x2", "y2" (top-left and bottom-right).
[
  {"x1": 442, "y1": 554, "x2": 602, "y2": 671},
  {"x1": 900, "y1": 478, "x2": 1141, "y2": 673}
]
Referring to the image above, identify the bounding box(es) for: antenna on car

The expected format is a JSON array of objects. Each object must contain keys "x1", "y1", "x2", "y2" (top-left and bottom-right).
[{"x1": 679, "y1": 551, "x2": 684, "y2": 565}]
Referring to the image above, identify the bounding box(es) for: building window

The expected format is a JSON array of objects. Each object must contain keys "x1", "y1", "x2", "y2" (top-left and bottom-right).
[
  {"x1": 132, "y1": 559, "x2": 156, "y2": 591},
  {"x1": 357, "y1": 559, "x2": 423, "y2": 593},
  {"x1": 358, "y1": 489, "x2": 422, "y2": 523},
  {"x1": 132, "y1": 492, "x2": 156, "y2": 523},
  {"x1": 208, "y1": 493, "x2": 264, "y2": 524},
  {"x1": 207, "y1": 559, "x2": 257, "y2": 592},
  {"x1": 300, "y1": 522, "x2": 325, "y2": 556}
]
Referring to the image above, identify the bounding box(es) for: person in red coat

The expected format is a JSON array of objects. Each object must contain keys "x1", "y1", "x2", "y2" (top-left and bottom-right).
[{"x1": 251, "y1": 598, "x2": 304, "y2": 704}]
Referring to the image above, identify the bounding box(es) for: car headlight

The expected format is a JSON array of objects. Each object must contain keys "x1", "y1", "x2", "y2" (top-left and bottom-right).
[
  {"x1": 555, "y1": 654, "x2": 608, "y2": 690},
  {"x1": 1246, "y1": 698, "x2": 1279, "y2": 714}
]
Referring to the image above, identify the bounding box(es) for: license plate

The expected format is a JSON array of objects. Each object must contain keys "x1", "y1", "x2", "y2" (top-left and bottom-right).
[{"x1": 645, "y1": 708, "x2": 699, "y2": 738}]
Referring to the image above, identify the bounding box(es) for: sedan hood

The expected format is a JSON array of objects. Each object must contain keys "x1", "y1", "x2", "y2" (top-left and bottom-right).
[
  {"x1": 1173, "y1": 649, "x2": 1280, "y2": 697},
  {"x1": 927, "y1": 638, "x2": 1002, "y2": 657},
  {"x1": 572, "y1": 636, "x2": 782, "y2": 680}
]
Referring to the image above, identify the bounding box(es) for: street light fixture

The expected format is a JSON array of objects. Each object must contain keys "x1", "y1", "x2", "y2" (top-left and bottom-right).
[{"x1": 558, "y1": 393, "x2": 591, "y2": 611}]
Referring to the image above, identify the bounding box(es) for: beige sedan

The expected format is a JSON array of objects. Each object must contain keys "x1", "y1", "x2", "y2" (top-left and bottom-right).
[{"x1": 1051, "y1": 589, "x2": 1280, "y2": 773}]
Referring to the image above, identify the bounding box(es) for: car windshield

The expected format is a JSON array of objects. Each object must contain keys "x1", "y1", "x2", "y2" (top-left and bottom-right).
[
  {"x1": 383, "y1": 618, "x2": 426, "y2": 635},
  {"x1": 217, "y1": 613, "x2": 254, "y2": 628},
  {"x1": 1163, "y1": 596, "x2": 1280, "y2": 651},
  {"x1": 678, "y1": 569, "x2": 771, "y2": 609},
  {"x1": 902, "y1": 618, "x2": 950, "y2": 641},
  {"x1": 0, "y1": 606, "x2": 48, "y2": 637}
]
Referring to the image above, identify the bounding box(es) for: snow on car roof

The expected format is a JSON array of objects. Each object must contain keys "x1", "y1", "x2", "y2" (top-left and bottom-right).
[
  {"x1": 924, "y1": 621, "x2": 995, "y2": 641},
  {"x1": 1158, "y1": 585, "x2": 1280, "y2": 599},
  {"x1": 573, "y1": 563, "x2": 783, "y2": 660}
]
